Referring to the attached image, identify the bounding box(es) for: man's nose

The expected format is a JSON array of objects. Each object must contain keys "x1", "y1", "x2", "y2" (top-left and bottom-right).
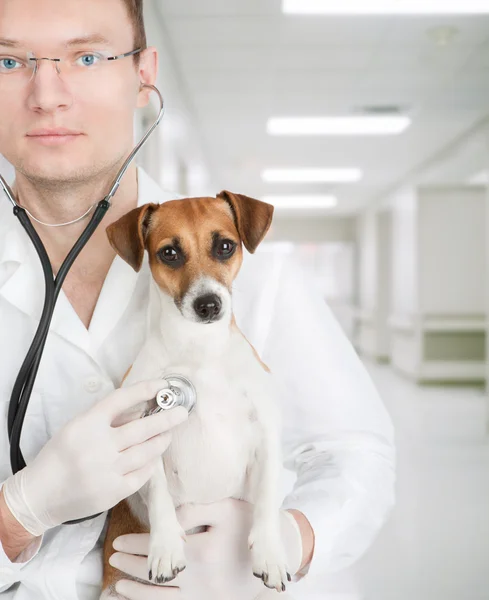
[{"x1": 27, "y1": 59, "x2": 72, "y2": 113}]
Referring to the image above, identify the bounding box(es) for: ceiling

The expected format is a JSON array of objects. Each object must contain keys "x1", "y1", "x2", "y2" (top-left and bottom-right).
[{"x1": 155, "y1": 0, "x2": 489, "y2": 215}]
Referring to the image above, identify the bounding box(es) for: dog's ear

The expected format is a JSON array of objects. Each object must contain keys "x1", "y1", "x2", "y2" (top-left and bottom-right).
[
  {"x1": 106, "y1": 203, "x2": 159, "y2": 272},
  {"x1": 217, "y1": 191, "x2": 274, "y2": 254}
]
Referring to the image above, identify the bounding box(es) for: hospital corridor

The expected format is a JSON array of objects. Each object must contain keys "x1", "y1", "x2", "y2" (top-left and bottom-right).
[{"x1": 1, "y1": 1, "x2": 489, "y2": 599}]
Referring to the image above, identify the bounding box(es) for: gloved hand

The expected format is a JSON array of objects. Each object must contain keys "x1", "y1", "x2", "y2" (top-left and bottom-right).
[
  {"x1": 109, "y1": 498, "x2": 303, "y2": 600},
  {"x1": 3, "y1": 380, "x2": 188, "y2": 536}
]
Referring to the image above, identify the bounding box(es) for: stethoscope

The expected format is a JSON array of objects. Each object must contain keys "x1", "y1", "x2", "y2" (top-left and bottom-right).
[{"x1": 0, "y1": 84, "x2": 196, "y2": 525}]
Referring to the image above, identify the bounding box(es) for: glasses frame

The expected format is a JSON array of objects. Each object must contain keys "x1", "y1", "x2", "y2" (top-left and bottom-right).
[{"x1": 16, "y1": 47, "x2": 143, "y2": 78}]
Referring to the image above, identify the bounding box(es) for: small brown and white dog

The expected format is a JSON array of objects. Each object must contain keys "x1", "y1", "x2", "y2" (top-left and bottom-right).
[{"x1": 100, "y1": 191, "x2": 292, "y2": 598}]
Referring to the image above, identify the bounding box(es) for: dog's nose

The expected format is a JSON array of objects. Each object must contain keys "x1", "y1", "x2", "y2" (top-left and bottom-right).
[{"x1": 193, "y1": 294, "x2": 222, "y2": 322}]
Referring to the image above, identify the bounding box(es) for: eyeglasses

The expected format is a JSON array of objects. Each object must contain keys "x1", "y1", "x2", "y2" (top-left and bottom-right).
[{"x1": 0, "y1": 47, "x2": 141, "y2": 88}]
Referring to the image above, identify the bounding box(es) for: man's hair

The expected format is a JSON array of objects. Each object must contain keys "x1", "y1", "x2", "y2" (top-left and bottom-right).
[{"x1": 122, "y1": 0, "x2": 147, "y2": 63}]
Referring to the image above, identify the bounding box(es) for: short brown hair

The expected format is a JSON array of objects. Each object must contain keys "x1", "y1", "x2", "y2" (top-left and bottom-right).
[{"x1": 122, "y1": 0, "x2": 147, "y2": 63}]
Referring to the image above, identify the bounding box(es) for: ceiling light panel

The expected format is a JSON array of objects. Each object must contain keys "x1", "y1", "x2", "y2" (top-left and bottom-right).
[
  {"x1": 263, "y1": 195, "x2": 338, "y2": 209},
  {"x1": 267, "y1": 116, "x2": 411, "y2": 135},
  {"x1": 262, "y1": 169, "x2": 363, "y2": 183},
  {"x1": 282, "y1": 0, "x2": 489, "y2": 14}
]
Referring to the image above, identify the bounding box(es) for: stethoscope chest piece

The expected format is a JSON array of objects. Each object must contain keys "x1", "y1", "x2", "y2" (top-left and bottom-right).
[{"x1": 144, "y1": 374, "x2": 197, "y2": 417}]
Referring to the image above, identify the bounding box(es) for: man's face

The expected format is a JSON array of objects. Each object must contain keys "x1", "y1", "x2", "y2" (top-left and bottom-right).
[{"x1": 0, "y1": 0, "x2": 154, "y2": 185}]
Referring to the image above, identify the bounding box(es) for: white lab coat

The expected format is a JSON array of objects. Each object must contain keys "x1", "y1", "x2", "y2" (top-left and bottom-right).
[{"x1": 0, "y1": 167, "x2": 395, "y2": 599}]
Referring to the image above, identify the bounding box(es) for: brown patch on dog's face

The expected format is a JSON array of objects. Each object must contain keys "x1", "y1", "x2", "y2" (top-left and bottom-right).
[
  {"x1": 106, "y1": 191, "x2": 273, "y2": 323},
  {"x1": 145, "y1": 197, "x2": 243, "y2": 305}
]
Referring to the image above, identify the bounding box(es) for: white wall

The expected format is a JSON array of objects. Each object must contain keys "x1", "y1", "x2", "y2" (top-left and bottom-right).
[
  {"x1": 377, "y1": 210, "x2": 393, "y2": 358},
  {"x1": 268, "y1": 216, "x2": 356, "y2": 243},
  {"x1": 355, "y1": 208, "x2": 394, "y2": 360},
  {"x1": 389, "y1": 187, "x2": 418, "y2": 324},
  {"x1": 357, "y1": 210, "x2": 378, "y2": 314},
  {"x1": 418, "y1": 186, "x2": 486, "y2": 316},
  {"x1": 358, "y1": 183, "x2": 487, "y2": 382}
]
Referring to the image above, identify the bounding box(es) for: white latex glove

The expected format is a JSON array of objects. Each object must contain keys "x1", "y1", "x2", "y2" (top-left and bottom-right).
[
  {"x1": 110, "y1": 498, "x2": 303, "y2": 600},
  {"x1": 3, "y1": 380, "x2": 188, "y2": 536}
]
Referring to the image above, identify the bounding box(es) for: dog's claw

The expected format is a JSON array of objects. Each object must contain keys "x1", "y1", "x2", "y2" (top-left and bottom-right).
[
  {"x1": 148, "y1": 535, "x2": 186, "y2": 587},
  {"x1": 153, "y1": 564, "x2": 185, "y2": 585},
  {"x1": 249, "y1": 530, "x2": 289, "y2": 592}
]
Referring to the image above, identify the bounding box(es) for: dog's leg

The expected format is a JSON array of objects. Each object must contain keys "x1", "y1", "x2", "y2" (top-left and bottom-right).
[
  {"x1": 247, "y1": 411, "x2": 290, "y2": 593},
  {"x1": 138, "y1": 458, "x2": 186, "y2": 584}
]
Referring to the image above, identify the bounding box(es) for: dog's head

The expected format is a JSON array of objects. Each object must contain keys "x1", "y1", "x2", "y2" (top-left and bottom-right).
[{"x1": 106, "y1": 191, "x2": 274, "y2": 324}]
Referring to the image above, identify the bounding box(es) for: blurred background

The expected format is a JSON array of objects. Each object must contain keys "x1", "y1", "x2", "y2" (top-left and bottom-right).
[
  {"x1": 135, "y1": 2, "x2": 489, "y2": 599},
  {"x1": 2, "y1": 1, "x2": 489, "y2": 598}
]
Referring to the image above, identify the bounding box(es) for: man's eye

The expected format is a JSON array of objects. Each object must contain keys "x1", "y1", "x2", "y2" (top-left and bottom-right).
[
  {"x1": 215, "y1": 240, "x2": 236, "y2": 259},
  {"x1": 75, "y1": 53, "x2": 103, "y2": 67},
  {"x1": 0, "y1": 57, "x2": 22, "y2": 72}
]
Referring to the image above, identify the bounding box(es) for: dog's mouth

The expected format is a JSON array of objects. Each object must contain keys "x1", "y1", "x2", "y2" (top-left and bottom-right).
[{"x1": 201, "y1": 316, "x2": 223, "y2": 325}]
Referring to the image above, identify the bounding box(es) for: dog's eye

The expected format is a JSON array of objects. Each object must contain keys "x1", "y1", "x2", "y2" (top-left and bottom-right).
[
  {"x1": 157, "y1": 246, "x2": 183, "y2": 266},
  {"x1": 214, "y1": 239, "x2": 236, "y2": 260}
]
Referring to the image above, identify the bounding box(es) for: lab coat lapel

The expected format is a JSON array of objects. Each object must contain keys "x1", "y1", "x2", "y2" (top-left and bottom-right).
[
  {"x1": 0, "y1": 231, "x2": 90, "y2": 350},
  {"x1": 0, "y1": 227, "x2": 42, "y2": 318},
  {"x1": 0, "y1": 228, "x2": 92, "y2": 353},
  {"x1": 0, "y1": 258, "x2": 44, "y2": 323}
]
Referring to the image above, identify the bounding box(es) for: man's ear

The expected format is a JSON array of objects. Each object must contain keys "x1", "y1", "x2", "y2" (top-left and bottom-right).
[
  {"x1": 106, "y1": 203, "x2": 158, "y2": 272},
  {"x1": 216, "y1": 191, "x2": 274, "y2": 254}
]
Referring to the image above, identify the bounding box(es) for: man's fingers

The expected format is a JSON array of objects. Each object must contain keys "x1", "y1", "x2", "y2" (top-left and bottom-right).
[
  {"x1": 110, "y1": 551, "x2": 187, "y2": 590},
  {"x1": 110, "y1": 552, "x2": 148, "y2": 580},
  {"x1": 115, "y1": 579, "x2": 181, "y2": 599},
  {"x1": 117, "y1": 431, "x2": 172, "y2": 475},
  {"x1": 115, "y1": 406, "x2": 188, "y2": 451},
  {"x1": 181, "y1": 531, "x2": 216, "y2": 562},
  {"x1": 113, "y1": 533, "x2": 150, "y2": 555},
  {"x1": 100, "y1": 380, "x2": 166, "y2": 422}
]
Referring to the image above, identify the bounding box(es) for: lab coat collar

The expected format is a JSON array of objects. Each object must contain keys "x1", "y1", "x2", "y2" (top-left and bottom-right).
[{"x1": 0, "y1": 167, "x2": 175, "y2": 355}]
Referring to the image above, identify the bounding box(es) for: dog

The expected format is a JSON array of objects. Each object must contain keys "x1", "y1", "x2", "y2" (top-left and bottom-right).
[{"x1": 100, "y1": 190, "x2": 291, "y2": 598}]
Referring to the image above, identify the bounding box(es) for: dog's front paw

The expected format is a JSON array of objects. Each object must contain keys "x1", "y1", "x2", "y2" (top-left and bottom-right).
[
  {"x1": 249, "y1": 527, "x2": 291, "y2": 593},
  {"x1": 148, "y1": 529, "x2": 186, "y2": 585}
]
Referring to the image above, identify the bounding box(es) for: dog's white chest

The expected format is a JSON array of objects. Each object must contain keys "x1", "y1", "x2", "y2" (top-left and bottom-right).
[
  {"x1": 164, "y1": 364, "x2": 262, "y2": 506},
  {"x1": 128, "y1": 331, "x2": 267, "y2": 507}
]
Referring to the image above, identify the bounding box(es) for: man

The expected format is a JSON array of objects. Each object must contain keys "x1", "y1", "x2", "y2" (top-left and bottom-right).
[{"x1": 0, "y1": 0, "x2": 396, "y2": 598}]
